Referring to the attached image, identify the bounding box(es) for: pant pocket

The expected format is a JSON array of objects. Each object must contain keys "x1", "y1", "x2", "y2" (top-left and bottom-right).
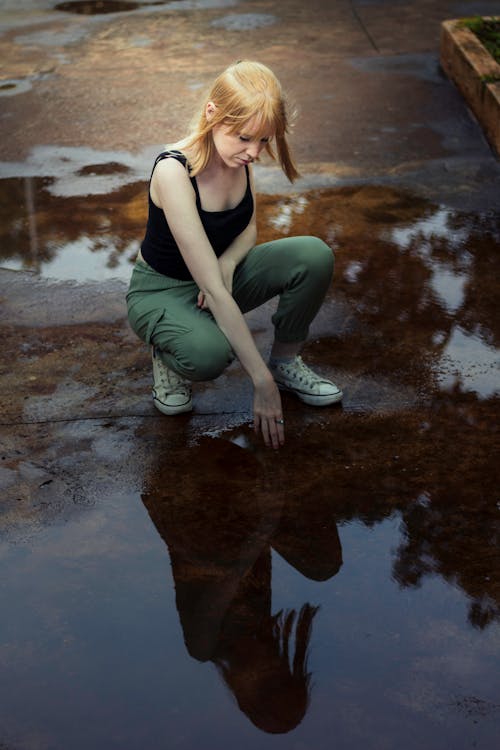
[
  {"x1": 143, "y1": 307, "x2": 193, "y2": 349},
  {"x1": 145, "y1": 309, "x2": 166, "y2": 346}
]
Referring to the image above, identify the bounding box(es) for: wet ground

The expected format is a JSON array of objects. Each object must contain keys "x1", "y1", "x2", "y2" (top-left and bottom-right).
[{"x1": 1, "y1": 1, "x2": 500, "y2": 749}]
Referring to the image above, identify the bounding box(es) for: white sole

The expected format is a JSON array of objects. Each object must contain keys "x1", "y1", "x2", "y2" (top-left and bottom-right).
[
  {"x1": 277, "y1": 384, "x2": 343, "y2": 406},
  {"x1": 153, "y1": 395, "x2": 193, "y2": 415}
]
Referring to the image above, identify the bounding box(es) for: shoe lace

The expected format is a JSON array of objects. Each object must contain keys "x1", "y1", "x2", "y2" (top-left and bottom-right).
[
  {"x1": 156, "y1": 357, "x2": 190, "y2": 396},
  {"x1": 288, "y1": 356, "x2": 322, "y2": 386},
  {"x1": 283, "y1": 355, "x2": 328, "y2": 387}
]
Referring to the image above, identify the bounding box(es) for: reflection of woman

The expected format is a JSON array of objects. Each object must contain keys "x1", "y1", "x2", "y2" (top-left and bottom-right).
[
  {"x1": 142, "y1": 437, "x2": 342, "y2": 733},
  {"x1": 213, "y1": 602, "x2": 318, "y2": 734},
  {"x1": 127, "y1": 60, "x2": 342, "y2": 450}
]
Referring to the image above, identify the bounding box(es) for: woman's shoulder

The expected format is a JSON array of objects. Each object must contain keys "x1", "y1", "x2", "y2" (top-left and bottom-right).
[
  {"x1": 152, "y1": 153, "x2": 193, "y2": 194},
  {"x1": 154, "y1": 148, "x2": 189, "y2": 169},
  {"x1": 150, "y1": 148, "x2": 197, "y2": 208}
]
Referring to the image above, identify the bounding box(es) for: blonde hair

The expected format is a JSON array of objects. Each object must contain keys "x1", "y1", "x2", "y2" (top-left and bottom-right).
[{"x1": 177, "y1": 61, "x2": 300, "y2": 182}]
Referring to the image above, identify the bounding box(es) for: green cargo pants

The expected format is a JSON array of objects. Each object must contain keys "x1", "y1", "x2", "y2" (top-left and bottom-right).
[{"x1": 126, "y1": 236, "x2": 334, "y2": 382}]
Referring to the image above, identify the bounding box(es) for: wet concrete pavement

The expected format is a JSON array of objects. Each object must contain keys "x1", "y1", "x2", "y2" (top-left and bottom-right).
[{"x1": 1, "y1": 1, "x2": 500, "y2": 749}]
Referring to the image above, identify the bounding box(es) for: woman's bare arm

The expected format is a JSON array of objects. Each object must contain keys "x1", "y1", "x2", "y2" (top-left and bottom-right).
[
  {"x1": 197, "y1": 166, "x2": 257, "y2": 302},
  {"x1": 151, "y1": 158, "x2": 284, "y2": 448}
]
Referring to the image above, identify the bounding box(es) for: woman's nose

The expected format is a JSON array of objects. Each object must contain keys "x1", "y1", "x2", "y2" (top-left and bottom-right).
[{"x1": 246, "y1": 142, "x2": 262, "y2": 159}]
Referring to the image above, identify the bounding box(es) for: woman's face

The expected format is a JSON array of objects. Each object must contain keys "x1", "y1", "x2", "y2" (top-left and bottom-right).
[{"x1": 211, "y1": 115, "x2": 274, "y2": 169}]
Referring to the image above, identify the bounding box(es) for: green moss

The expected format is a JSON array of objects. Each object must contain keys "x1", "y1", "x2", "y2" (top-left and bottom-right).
[
  {"x1": 480, "y1": 73, "x2": 500, "y2": 84},
  {"x1": 459, "y1": 16, "x2": 500, "y2": 64}
]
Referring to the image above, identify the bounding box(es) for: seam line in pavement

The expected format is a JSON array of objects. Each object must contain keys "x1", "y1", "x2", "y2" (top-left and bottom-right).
[
  {"x1": 349, "y1": 0, "x2": 380, "y2": 53},
  {"x1": 0, "y1": 411, "x2": 251, "y2": 426}
]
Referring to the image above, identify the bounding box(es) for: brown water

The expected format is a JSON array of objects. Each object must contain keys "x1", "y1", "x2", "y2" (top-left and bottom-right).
[
  {"x1": 54, "y1": 0, "x2": 141, "y2": 14},
  {"x1": 1, "y1": 175, "x2": 498, "y2": 399},
  {"x1": 0, "y1": 175, "x2": 499, "y2": 749}
]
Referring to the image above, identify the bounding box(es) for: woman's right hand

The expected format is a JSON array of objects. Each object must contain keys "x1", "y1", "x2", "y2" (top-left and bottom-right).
[{"x1": 253, "y1": 374, "x2": 285, "y2": 449}]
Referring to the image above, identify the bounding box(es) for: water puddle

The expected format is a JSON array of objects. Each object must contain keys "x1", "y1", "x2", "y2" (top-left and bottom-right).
[
  {"x1": 1, "y1": 419, "x2": 499, "y2": 749},
  {"x1": 54, "y1": 0, "x2": 141, "y2": 14},
  {"x1": 210, "y1": 12, "x2": 277, "y2": 30},
  {"x1": 0, "y1": 78, "x2": 34, "y2": 96},
  {"x1": 0, "y1": 174, "x2": 499, "y2": 746},
  {"x1": 53, "y1": 0, "x2": 240, "y2": 15},
  {"x1": 258, "y1": 187, "x2": 500, "y2": 401},
  {"x1": 1, "y1": 177, "x2": 498, "y2": 403},
  {"x1": 0, "y1": 176, "x2": 143, "y2": 280},
  {"x1": 438, "y1": 325, "x2": 499, "y2": 398}
]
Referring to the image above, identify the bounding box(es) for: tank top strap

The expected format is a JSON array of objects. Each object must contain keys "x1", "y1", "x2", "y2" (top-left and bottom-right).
[
  {"x1": 149, "y1": 151, "x2": 248, "y2": 210},
  {"x1": 150, "y1": 149, "x2": 191, "y2": 178},
  {"x1": 149, "y1": 150, "x2": 200, "y2": 205}
]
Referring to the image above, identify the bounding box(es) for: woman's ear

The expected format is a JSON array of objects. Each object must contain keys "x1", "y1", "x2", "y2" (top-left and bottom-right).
[{"x1": 205, "y1": 101, "x2": 217, "y2": 121}]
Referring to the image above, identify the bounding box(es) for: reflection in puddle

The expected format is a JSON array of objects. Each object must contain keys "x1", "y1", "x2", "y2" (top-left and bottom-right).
[
  {"x1": 389, "y1": 206, "x2": 469, "y2": 249},
  {"x1": 77, "y1": 162, "x2": 132, "y2": 176},
  {"x1": 30, "y1": 235, "x2": 139, "y2": 281},
  {"x1": 211, "y1": 12, "x2": 277, "y2": 30},
  {"x1": 268, "y1": 195, "x2": 308, "y2": 233},
  {"x1": 0, "y1": 177, "x2": 498, "y2": 402},
  {"x1": 428, "y1": 263, "x2": 468, "y2": 315},
  {"x1": 260, "y1": 188, "x2": 499, "y2": 402},
  {"x1": 4, "y1": 414, "x2": 498, "y2": 747},
  {"x1": 343, "y1": 259, "x2": 363, "y2": 283},
  {"x1": 0, "y1": 176, "x2": 143, "y2": 280},
  {"x1": 0, "y1": 145, "x2": 149, "y2": 196},
  {"x1": 387, "y1": 206, "x2": 473, "y2": 315},
  {"x1": 137, "y1": 421, "x2": 499, "y2": 736},
  {"x1": 0, "y1": 78, "x2": 34, "y2": 96},
  {"x1": 54, "y1": 0, "x2": 240, "y2": 13},
  {"x1": 55, "y1": 0, "x2": 140, "y2": 13},
  {"x1": 438, "y1": 325, "x2": 499, "y2": 398},
  {"x1": 142, "y1": 437, "x2": 329, "y2": 733}
]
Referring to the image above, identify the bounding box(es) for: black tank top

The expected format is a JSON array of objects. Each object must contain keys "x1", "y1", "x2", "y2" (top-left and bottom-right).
[{"x1": 140, "y1": 150, "x2": 254, "y2": 280}]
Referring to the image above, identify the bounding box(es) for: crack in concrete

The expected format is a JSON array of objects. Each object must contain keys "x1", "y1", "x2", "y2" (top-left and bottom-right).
[{"x1": 349, "y1": 0, "x2": 380, "y2": 53}]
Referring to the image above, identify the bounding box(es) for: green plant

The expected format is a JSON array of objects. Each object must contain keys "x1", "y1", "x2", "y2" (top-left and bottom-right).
[
  {"x1": 480, "y1": 74, "x2": 500, "y2": 84},
  {"x1": 459, "y1": 16, "x2": 500, "y2": 64}
]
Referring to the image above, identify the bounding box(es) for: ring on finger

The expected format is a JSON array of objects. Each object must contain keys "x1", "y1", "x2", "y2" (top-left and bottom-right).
[{"x1": 275, "y1": 418, "x2": 284, "y2": 425}]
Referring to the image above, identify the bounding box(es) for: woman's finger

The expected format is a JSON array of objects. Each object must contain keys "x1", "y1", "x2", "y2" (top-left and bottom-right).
[
  {"x1": 266, "y1": 416, "x2": 284, "y2": 450},
  {"x1": 261, "y1": 418, "x2": 271, "y2": 447},
  {"x1": 275, "y1": 418, "x2": 285, "y2": 447},
  {"x1": 254, "y1": 413, "x2": 261, "y2": 436}
]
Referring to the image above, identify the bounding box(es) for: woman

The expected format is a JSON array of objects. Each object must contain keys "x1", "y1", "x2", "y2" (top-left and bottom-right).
[{"x1": 127, "y1": 60, "x2": 342, "y2": 449}]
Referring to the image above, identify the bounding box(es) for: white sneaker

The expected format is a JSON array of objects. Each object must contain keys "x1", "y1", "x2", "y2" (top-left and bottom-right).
[
  {"x1": 151, "y1": 347, "x2": 192, "y2": 415},
  {"x1": 270, "y1": 355, "x2": 343, "y2": 406}
]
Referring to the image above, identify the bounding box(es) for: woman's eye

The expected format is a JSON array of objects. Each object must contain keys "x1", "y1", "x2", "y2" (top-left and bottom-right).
[{"x1": 239, "y1": 136, "x2": 270, "y2": 144}]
